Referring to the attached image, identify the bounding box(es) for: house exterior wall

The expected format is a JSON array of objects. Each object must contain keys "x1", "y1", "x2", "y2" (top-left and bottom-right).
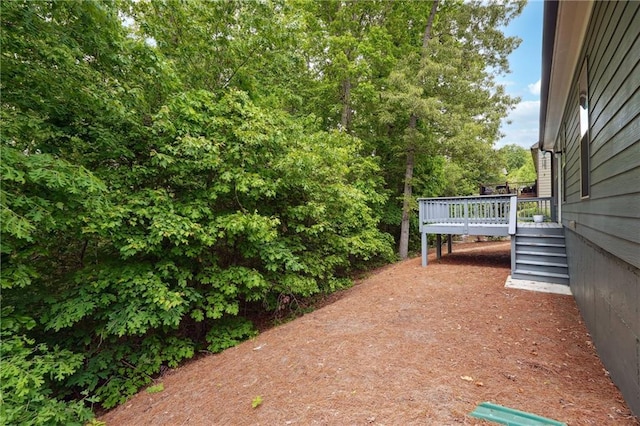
[
  {"x1": 565, "y1": 230, "x2": 640, "y2": 415},
  {"x1": 554, "y1": 1, "x2": 640, "y2": 414},
  {"x1": 536, "y1": 150, "x2": 552, "y2": 197},
  {"x1": 559, "y1": 0, "x2": 640, "y2": 269}
]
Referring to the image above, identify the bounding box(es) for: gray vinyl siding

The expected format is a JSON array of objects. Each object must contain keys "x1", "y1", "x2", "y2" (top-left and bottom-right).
[
  {"x1": 554, "y1": 1, "x2": 640, "y2": 415},
  {"x1": 559, "y1": 1, "x2": 640, "y2": 269}
]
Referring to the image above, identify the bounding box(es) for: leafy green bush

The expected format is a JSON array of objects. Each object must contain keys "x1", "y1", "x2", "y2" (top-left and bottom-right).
[
  {"x1": 1, "y1": 1, "x2": 392, "y2": 419},
  {"x1": 0, "y1": 311, "x2": 94, "y2": 425},
  {"x1": 0, "y1": 145, "x2": 106, "y2": 424},
  {"x1": 1, "y1": 86, "x2": 394, "y2": 417},
  {"x1": 206, "y1": 317, "x2": 258, "y2": 353}
]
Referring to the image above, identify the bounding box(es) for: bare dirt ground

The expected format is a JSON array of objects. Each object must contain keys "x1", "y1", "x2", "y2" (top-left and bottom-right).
[{"x1": 101, "y1": 241, "x2": 638, "y2": 425}]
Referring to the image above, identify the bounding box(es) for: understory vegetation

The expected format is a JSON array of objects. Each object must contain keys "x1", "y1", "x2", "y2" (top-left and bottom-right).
[{"x1": 1, "y1": 0, "x2": 526, "y2": 423}]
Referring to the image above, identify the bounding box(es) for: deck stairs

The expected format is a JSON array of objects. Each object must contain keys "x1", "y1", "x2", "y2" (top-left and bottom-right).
[{"x1": 511, "y1": 224, "x2": 569, "y2": 285}]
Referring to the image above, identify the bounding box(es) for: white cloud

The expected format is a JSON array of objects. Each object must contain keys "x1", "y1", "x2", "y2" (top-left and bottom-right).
[
  {"x1": 510, "y1": 100, "x2": 540, "y2": 119},
  {"x1": 528, "y1": 79, "x2": 541, "y2": 95},
  {"x1": 497, "y1": 100, "x2": 540, "y2": 148}
]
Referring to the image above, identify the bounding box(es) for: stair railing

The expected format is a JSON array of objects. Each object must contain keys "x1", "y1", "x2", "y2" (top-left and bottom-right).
[{"x1": 516, "y1": 197, "x2": 555, "y2": 222}]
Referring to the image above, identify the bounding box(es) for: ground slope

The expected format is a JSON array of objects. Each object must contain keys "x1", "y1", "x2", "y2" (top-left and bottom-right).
[{"x1": 101, "y1": 241, "x2": 638, "y2": 425}]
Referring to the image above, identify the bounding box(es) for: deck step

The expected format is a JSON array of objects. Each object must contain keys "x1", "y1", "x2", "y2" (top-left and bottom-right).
[
  {"x1": 516, "y1": 259, "x2": 568, "y2": 268},
  {"x1": 515, "y1": 263, "x2": 568, "y2": 276},
  {"x1": 516, "y1": 241, "x2": 565, "y2": 248},
  {"x1": 515, "y1": 242, "x2": 566, "y2": 254},
  {"x1": 516, "y1": 233, "x2": 565, "y2": 238},
  {"x1": 515, "y1": 227, "x2": 564, "y2": 237},
  {"x1": 512, "y1": 269, "x2": 570, "y2": 285},
  {"x1": 516, "y1": 229, "x2": 564, "y2": 238},
  {"x1": 512, "y1": 269, "x2": 569, "y2": 279},
  {"x1": 516, "y1": 250, "x2": 566, "y2": 257},
  {"x1": 515, "y1": 243, "x2": 566, "y2": 255},
  {"x1": 512, "y1": 225, "x2": 569, "y2": 285},
  {"x1": 516, "y1": 252, "x2": 567, "y2": 264}
]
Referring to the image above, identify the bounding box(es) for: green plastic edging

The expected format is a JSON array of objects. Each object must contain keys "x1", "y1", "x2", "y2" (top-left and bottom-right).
[{"x1": 469, "y1": 402, "x2": 567, "y2": 426}]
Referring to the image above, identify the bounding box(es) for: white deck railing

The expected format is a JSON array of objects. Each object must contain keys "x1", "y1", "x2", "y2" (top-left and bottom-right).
[
  {"x1": 418, "y1": 195, "x2": 517, "y2": 234},
  {"x1": 418, "y1": 195, "x2": 518, "y2": 266},
  {"x1": 516, "y1": 197, "x2": 555, "y2": 222}
]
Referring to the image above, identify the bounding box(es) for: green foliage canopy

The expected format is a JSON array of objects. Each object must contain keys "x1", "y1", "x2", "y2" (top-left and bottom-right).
[
  {"x1": 499, "y1": 144, "x2": 537, "y2": 183},
  {"x1": 1, "y1": 0, "x2": 523, "y2": 422}
]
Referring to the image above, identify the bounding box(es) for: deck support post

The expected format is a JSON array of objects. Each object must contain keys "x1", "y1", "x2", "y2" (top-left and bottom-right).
[
  {"x1": 447, "y1": 234, "x2": 452, "y2": 254},
  {"x1": 421, "y1": 232, "x2": 428, "y2": 267},
  {"x1": 436, "y1": 234, "x2": 442, "y2": 259}
]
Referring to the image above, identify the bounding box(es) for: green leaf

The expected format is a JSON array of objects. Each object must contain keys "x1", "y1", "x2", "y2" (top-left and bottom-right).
[
  {"x1": 146, "y1": 383, "x2": 164, "y2": 394},
  {"x1": 251, "y1": 395, "x2": 263, "y2": 409}
]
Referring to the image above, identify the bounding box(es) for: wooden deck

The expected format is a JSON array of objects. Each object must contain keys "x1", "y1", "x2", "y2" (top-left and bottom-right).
[
  {"x1": 418, "y1": 195, "x2": 556, "y2": 266},
  {"x1": 517, "y1": 222, "x2": 563, "y2": 229}
]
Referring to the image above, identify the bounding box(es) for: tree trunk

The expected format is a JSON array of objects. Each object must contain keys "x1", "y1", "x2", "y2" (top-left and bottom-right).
[
  {"x1": 422, "y1": 1, "x2": 438, "y2": 50},
  {"x1": 398, "y1": 0, "x2": 439, "y2": 259},
  {"x1": 398, "y1": 115, "x2": 417, "y2": 259}
]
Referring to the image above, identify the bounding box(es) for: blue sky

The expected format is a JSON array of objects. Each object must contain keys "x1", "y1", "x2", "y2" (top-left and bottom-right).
[{"x1": 496, "y1": 0, "x2": 544, "y2": 149}]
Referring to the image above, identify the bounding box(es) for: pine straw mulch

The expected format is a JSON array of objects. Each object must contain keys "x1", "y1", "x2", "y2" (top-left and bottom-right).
[{"x1": 100, "y1": 241, "x2": 638, "y2": 425}]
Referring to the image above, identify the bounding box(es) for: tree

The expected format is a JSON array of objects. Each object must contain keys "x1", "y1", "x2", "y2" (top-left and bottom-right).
[
  {"x1": 397, "y1": 0, "x2": 439, "y2": 260},
  {"x1": 129, "y1": 0, "x2": 307, "y2": 107},
  {"x1": 1, "y1": 1, "x2": 394, "y2": 419},
  {"x1": 382, "y1": 0, "x2": 524, "y2": 258},
  {"x1": 1, "y1": 2, "x2": 132, "y2": 421},
  {"x1": 294, "y1": 0, "x2": 395, "y2": 132},
  {"x1": 500, "y1": 144, "x2": 530, "y2": 173},
  {"x1": 1, "y1": 1, "x2": 526, "y2": 420}
]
